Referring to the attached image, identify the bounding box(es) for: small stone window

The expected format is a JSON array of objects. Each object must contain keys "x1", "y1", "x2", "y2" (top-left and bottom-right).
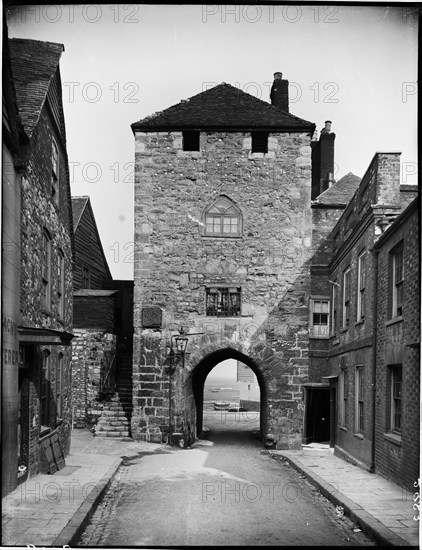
[
  {"x1": 206, "y1": 287, "x2": 241, "y2": 317},
  {"x1": 183, "y1": 131, "x2": 200, "y2": 151},
  {"x1": 251, "y1": 131, "x2": 268, "y2": 153},
  {"x1": 204, "y1": 196, "x2": 242, "y2": 237}
]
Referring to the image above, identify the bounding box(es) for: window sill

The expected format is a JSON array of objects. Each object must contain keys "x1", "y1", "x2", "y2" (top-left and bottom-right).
[
  {"x1": 383, "y1": 432, "x2": 402, "y2": 446},
  {"x1": 355, "y1": 320, "x2": 365, "y2": 327},
  {"x1": 385, "y1": 316, "x2": 403, "y2": 327},
  {"x1": 338, "y1": 426, "x2": 347, "y2": 432},
  {"x1": 340, "y1": 328, "x2": 349, "y2": 333},
  {"x1": 56, "y1": 419, "x2": 63, "y2": 427},
  {"x1": 39, "y1": 426, "x2": 51, "y2": 438},
  {"x1": 248, "y1": 151, "x2": 275, "y2": 160},
  {"x1": 206, "y1": 315, "x2": 241, "y2": 319},
  {"x1": 201, "y1": 235, "x2": 242, "y2": 240},
  {"x1": 353, "y1": 432, "x2": 364, "y2": 440}
]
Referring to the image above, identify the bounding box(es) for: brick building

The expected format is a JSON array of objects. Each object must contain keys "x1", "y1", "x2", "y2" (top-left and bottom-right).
[
  {"x1": 2, "y1": 37, "x2": 74, "y2": 495},
  {"x1": 71, "y1": 196, "x2": 134, "y2": 435},
  {"x1": 373, "y1": 198, "x2": 419, "y2": 490},
  {"x1": 308, "y1": 152, "x2": 419, "y2": 490},
  {"x1": 131, "y1": 72, "x2": 321, "y2": 446}
]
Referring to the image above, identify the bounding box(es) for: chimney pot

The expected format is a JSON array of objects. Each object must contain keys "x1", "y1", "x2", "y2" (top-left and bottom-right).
[
  {"x1": 270, "y1": 72, "x2": 289, "y2": 112},
  {"x1": 323, "y1": 120, "x2": 332, "y2": 133}
]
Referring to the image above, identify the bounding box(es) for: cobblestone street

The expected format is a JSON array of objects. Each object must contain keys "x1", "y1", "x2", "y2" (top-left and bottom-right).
[{"x1": 78, "y1": 415, "x2": 376, "y2": 546}]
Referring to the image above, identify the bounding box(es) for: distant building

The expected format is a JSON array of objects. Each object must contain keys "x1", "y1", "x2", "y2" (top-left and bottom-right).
[
  {"x1": 2, "y1": 36, "x2": 75, "y2": 495},
  {"x1": 237, "y1": 361, "x2": 260, "y2": 406}
]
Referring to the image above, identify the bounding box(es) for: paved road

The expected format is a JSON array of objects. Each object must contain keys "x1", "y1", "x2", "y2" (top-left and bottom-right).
[{"x1": 78, "y1": 413, "x2": 376, "y2": 546}]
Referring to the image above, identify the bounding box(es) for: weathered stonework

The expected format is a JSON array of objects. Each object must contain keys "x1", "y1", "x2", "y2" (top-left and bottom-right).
[
  {"x1": 72, "y1": 329, "x2": 117, "y2": 428},
  {"x1": 4, "y1": 39, "x2": 74, "y2": 488},
  {"x1": 132, "y1": 127, "x2": 314, "y2": 448}
]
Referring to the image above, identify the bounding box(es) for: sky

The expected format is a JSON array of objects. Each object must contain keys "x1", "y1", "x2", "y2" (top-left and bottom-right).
[
  {"x1": 6, "y1": 4, "x2": 418, "y2": 280},
  {"x1": 206, "y1": 359, "x2": 238, "y2": 382}
]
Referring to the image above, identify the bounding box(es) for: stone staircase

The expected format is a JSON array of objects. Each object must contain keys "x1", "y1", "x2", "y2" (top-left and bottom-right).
[
  {"x1": 116, "y1": 350, "x2": 133, "y2": 424},
  {"x1": 95, "y1": 347, "x2": 133, "y2": 438},
  {"x1": 94, "y1": 394, "x2": 130, "y2": 438}
]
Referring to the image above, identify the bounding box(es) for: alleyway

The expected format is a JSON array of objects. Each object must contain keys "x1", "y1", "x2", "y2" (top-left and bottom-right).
[{"x1": 78, "y1": 414, "x2": 375, "y2": 546}]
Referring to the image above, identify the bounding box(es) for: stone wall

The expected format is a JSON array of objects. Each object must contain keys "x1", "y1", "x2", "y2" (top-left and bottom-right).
[
  {"x1": 133, "y1": 129, "x2": 314, "y2": 448},
  {"x1": 72, "y1": 329, "x2": 116, "y2": 428},
  {"x1": 19, "y1": 105, "x2": 73, "y2": 477}
]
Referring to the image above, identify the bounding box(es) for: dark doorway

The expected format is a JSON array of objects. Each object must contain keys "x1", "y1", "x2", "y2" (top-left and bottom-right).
[{"x1": 303, "y1": 386, "x2": 330, "y2": 444}]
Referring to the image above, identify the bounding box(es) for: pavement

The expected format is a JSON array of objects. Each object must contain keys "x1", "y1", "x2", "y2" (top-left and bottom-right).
[
  {"x1": 1, "y1": 429, "x2": 162, "y2": 547},
  {"x1": 1, "y1": 430, "x2": 420, "y2": 547},
  {"x1": 269, "y1": 443, "x2": 420, "y2": 548}
]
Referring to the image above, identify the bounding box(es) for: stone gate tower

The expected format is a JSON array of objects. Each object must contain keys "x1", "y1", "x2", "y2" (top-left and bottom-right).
[{"x1": 131, "y1": 73, "x2": 317, "y2": 448}]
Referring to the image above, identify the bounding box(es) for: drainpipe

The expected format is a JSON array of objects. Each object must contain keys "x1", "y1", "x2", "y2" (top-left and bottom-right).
[{"x1": 370, "y1": 248, "x2": 379, "y2": 473}]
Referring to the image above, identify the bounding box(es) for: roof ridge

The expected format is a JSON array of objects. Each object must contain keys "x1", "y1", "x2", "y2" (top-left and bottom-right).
[{"x1": 132, "y1": 81, "x2": 315, "y2": 130}]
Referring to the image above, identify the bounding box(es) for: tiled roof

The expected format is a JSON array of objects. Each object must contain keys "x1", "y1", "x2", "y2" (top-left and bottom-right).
[
  {"x1": 9, "y1": 38, "x2": 64, "y2": 137},
  {"x1": 314, "y1": 172, "x2": 362, "y2": 206},
  {"x1": 132, "y1": 83, "x2": 315, "y2": 132},
  {"x1": 71, "y1": 196, "x2": 89, "y2": 230}
]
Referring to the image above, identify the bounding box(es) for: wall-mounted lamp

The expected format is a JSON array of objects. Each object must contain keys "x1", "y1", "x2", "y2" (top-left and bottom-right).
[
  {"x1": 164, "y1": 328, "x2": 204, "y2": 445},
  {"x1": 166, "y1": 334, "x2": 189, "y2": 374}
]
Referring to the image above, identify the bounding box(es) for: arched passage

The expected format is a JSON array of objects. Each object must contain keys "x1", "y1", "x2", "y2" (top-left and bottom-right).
[{"x1": 189, "y1": 348, "x2": 268, "y2": 442}]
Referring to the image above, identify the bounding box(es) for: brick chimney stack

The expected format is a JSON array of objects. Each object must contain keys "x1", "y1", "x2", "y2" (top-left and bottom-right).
[
  {"x1": 270, "y1": 72, "x2": 289, "y2": 112},
  {"x1": 311, "y1": 120, "x2": 336, "y2": 199}
]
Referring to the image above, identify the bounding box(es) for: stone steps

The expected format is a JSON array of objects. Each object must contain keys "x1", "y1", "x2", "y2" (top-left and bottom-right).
[{"x1": 95, "y1": 393, "x2": 131, "y2": 438}]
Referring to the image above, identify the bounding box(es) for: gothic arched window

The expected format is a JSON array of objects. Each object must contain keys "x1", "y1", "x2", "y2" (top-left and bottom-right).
[{"x1": 204, "y1": 196, "x2": 242, "y2": 237}]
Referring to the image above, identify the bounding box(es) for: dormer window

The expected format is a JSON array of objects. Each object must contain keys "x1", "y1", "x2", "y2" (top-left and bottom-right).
[
  {"x1": 204, "y1": 196, "x2": 242, "y2": 237},
  {"x1": 183, "y1": 131, "x2": 200, "y2": 151},
  {"x1": 251, "y1": 131, "x2": 268, "y2": 153}
]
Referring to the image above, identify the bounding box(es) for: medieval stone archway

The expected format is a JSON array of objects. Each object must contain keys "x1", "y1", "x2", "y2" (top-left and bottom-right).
[{"x1": 188, "y1": 347, "x2": 267, "y2": 442}]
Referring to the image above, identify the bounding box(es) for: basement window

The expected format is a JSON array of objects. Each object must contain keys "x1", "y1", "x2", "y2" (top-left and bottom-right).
[
  {"x1": 183, "y1": 131, "x2": 200, "y2": 151},
  {"x1": 206, "y1": 287, "x2": 241, "y2": 317},
  {"x1": 251, "y1": 132, "x2": 268, "y2": 153}
]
